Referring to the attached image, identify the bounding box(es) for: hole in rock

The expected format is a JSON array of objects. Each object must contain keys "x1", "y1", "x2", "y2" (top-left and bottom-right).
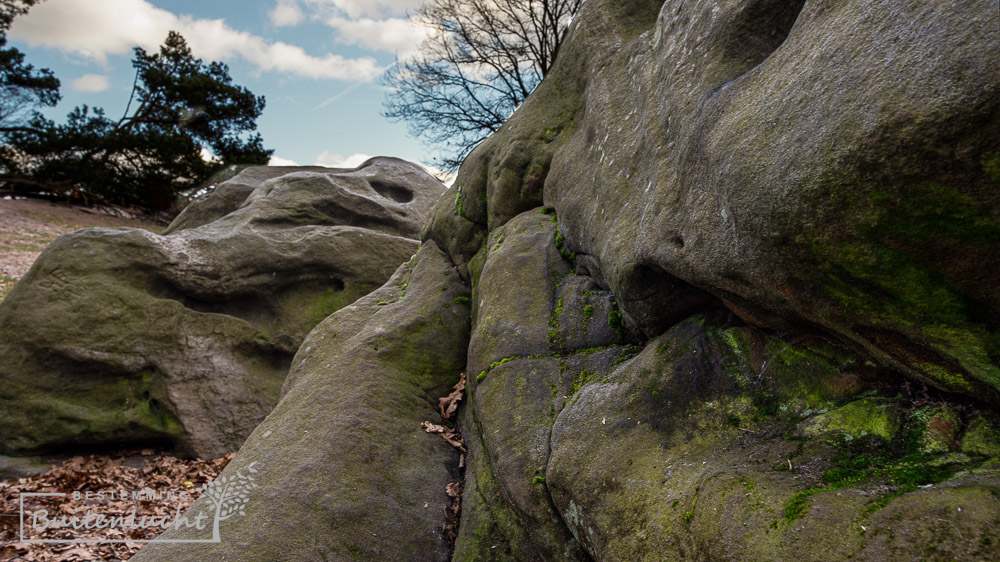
[
  {"x1": 369, "y1": 179, "x2": 414, "y2": 203},
  {"x1": 722, "y1": 0, "x2": 807, "y2": 74},
  {"x1": 618, "y1": 262, "x2": 719, "y2": 337}
]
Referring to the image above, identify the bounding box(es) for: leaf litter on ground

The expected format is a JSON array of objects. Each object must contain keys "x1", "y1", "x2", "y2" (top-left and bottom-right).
[{"x1": 0, "y1": 449, "x2": 233, "y2": 561}]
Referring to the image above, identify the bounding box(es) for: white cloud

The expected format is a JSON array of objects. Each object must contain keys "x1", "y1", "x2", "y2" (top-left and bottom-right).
[
  {"x1": 270, "y1": 0, "x2": 304, "y2": 27},
  {"x1": 315, "y1": 151, "x2": 372, "y2": 168},
  {"x1": 420, "y1": 164, "x2": 455, "y2": 186},
  {"x1": 324, "y1": 16, "x2": 426, "y2": 55},
  {"x1": 417, "y1": 164, "x2": 458, "y2": 187},
  {"x1": 8, "y1": 0, "x2": 170, "y2": 63},
  {"x1": 304, "y1": 0, "x2": 423, "y2": 19},
  {"x1": 269, "y1": 156, "x2": 300, "y2": 166},
  {"x1": 8, "y1": 0, "x2": 381, "y2": 81},
  {"x1": 71, "y1": 74, "x2": 110, "y2": 92}
]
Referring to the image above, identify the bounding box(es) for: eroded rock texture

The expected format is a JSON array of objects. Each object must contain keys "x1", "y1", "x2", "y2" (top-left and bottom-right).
[
  {"x1": 455, "y1": 208, "x2": 999, "y2": 560},
  {"x1": 133, "y1": 0, "x2": 999, "y2": 560},
  {"x1": 134, "y1": 242, "x2": 470, "y2": 560},
  {"x1": 438, "y1": 0, "x2": 1000, "y2": 558},
  {"x1": 0, "y1": 157, "x2": 444, "y2": 458},
  {"x1": 430, "y1": 0, "x2": 1000, "y2": 400}
]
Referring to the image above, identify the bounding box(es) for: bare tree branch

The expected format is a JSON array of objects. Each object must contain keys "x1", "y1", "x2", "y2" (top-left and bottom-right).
[{"x1": 382, "y1": 0, "x2": 583, "y2": 170}]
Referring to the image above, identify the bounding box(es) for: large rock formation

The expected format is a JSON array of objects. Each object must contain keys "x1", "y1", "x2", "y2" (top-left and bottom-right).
[
  {"x1": 452, "y1": 208, "x2": 999, "y2": 560},
  {"x1": 434, "y1": 1, "x2": 1000, "y2": 556},
  {"x1": 0, "y1": 157, "x2": 444, "y2": 458},
  {"x1": 429, "y1": 0, "x2": 1000, "y2": 401},
  {"x1": 163, "y1": 165, "x2": 336, "y2": 233},
  {"x1": 114, "y1": 0, "x2": 1000, "y2": 560},
  {"x1": 135, "y1": 241, "x2": 471, "y2": 559}
]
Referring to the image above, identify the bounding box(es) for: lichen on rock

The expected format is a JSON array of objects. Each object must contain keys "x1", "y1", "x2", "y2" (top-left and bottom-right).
[
  {"x1": 37, "y1": 0, "x2": 1000, "y2": 559},
  {"x1": 0, "y1": 157, "x2": 444, "y2": 459}
]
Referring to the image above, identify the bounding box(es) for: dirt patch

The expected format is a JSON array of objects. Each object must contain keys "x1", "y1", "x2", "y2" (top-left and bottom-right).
[{"x1": 0, "y1": 198, "x2": 163, "y2": 301}]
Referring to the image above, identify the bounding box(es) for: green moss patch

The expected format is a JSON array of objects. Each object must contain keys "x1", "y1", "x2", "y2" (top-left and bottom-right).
[
  {"x1": 453, "y1": 184, "x2": 466, "y2": 217},
  {"x1": 801, "y1": 398, "x2": 901, "y2": 442},
  {"x1": 784, "y1": 410, "x2": 993, "y2": 522},
  {"x1": 477, "y1": 356, "x2": 519, "y2": 383},
  {"x1": 961, "y1": 416, "x2": 1000, "y2": 457},
  {"x1": 805, "y1": 171, "x2": 1000, "y2": 395}
]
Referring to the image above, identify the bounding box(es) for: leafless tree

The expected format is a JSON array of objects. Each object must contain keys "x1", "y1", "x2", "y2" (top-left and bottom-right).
[{"x1": 382, "y1": 0, "x2": 583, "y2": 170}]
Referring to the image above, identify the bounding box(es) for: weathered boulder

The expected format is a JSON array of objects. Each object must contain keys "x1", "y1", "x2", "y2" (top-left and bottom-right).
[
  {"x1": 544, "y1": 316, "x2": 1000, "y2": 561},
  {"x1": 433, "y1": 0, "x2": 999, "y2": 557},
  {"x1": 463, "y1": 210, "x2": 626, "y2": 560},
  {"x1": 453, "y1": 207, "x2": 1000, "y2": 560},
  {"x1": 164, "y1": 165, "x2": 335, "y2": 233},
  {"x1": 0, "y1": 157, "x2": 444, "y2": 458},
  {"x1": 133, "y1": 241, "x2": 470, "y2": 561},
  {"x1": 428, "y1": 0, "x2": 1000, "y2": 401},
  {"x1": 128, "y1": 0, "x2": 1000, "y2": 559}
]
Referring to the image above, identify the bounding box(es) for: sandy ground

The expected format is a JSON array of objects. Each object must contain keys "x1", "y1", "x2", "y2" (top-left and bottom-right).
[{"x1": 0, "y1": 197, "x2": 163, "y2": 301}]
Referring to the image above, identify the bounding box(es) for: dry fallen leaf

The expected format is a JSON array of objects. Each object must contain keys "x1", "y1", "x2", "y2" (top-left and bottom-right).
[
  {"x1": 421, "y1": 421, "x2": 448, "y2": 434},
  {"x1": 61, "y1": 547, "x2": 94, "y2": 560},
  {"x1": 0, "y1": 449, "x2": 232, "y2": 561},
  {"x1": 438, "y1": 372, "x2": 466, "y2": 420},
  {"x1": 420, "y1": 421, "x2": 467, "y2": 453},
  {"x1": 442, "y1": 481, "x2": 462, "y2": 540}
]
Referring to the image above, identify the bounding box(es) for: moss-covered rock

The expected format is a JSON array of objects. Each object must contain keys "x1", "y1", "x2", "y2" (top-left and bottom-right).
[
  {"x1": 962, "y1": 416, "x2": 1000, "y2": 458},
  {"x1": 132, "y1": 241, "x2": 470, "y2": 561},
  {"x1": 130, "y1": 0, "x2": 1000, "y2": 556},
  {"x1": 451, "y1": 404, "x2": 521, "y2": 562},
  {"x1": 0, "y1": 158, "x2": 444, "y2": 458},
  {"x1": 459, "y1": 207, "x2": 631, "y2": 559},
  {"x1": 545, "y1": 316, "x2": 999, "y2": 560},
  {"x1": 466, "y1": 209, "x2": 573, "y2": 378},
  {"x1": 453, "y1": 181, "x2": 999, "y2": 559},
  {"x1": 17, "y1": 0, "x2": 999, "y2": 557},
  {"x1": 908, "y1": 405, "x2": 963, "y2": 454},
  {"x1": 439, "y1": 0, "x2": 1000, "y2": 400},
  {"x1": 800, "y1": 398, "x2": 902, "y2": 443}
]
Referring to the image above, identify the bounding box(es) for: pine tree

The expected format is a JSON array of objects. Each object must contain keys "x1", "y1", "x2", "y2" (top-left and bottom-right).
[{"x1": 0, "y1": 31, "x2": 271, "y2": 211}]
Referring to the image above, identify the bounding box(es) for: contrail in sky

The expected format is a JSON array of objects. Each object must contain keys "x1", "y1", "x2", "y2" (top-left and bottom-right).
[{"x1": 314, "y1": 61, "x2": 399, "y2": 110}]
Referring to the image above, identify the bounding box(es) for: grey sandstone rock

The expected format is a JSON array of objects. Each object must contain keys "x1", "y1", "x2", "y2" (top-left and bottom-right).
[
  {"x1": 56, "y1": 0, "x2": 1000, "y2": 559},
  {"x1": 133, "y1": 241, "x2": 470, "y2": 561},
  {"x1": 425, "y1": 0, "x2": 1000, "y2": 401},
  {"x1": 0, "y1": 157, "x2": 444, "y2": 458}
]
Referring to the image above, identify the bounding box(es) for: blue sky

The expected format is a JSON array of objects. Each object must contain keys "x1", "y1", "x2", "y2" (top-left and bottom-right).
[{"x1": 7, "y1": 0, "x2": 442, "y2": 174}]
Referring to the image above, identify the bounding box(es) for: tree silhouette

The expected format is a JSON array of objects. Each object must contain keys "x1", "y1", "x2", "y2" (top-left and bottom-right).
[
  {"x1": 0, "y1": 31, "x2": 271, "y2": 211},
  {"x1": 382, "y1": 0, "x2": 583, "y2": 170},
  {"x1": 0, "y1": 0, "x2": 60, "y2": 129}
]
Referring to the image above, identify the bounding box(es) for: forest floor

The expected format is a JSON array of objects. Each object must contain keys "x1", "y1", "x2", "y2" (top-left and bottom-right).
[
  {"x1": 0, "y1": 199, "x2": 201, "y2": 560},
  {"x1": 0, "y1": 197, "x2": 164, "y2": 303},
  {"x1": 1, "y1": 451, "x2": 232, "y2": 561}
]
